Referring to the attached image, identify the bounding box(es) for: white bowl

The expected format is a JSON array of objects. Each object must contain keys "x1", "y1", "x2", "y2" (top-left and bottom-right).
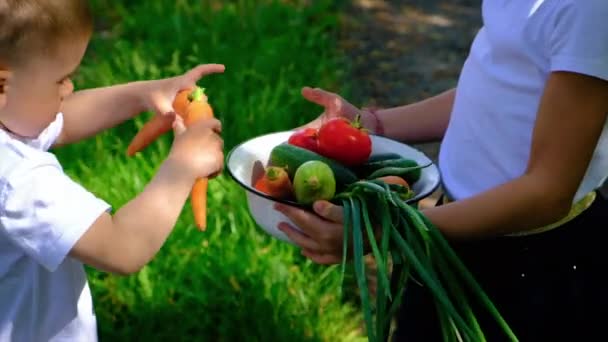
[{"x1": 226, "y1": 131, "x2": 441, "y2": 244}]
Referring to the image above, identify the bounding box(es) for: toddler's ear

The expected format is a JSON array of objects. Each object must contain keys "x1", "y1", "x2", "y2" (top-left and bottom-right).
[{"x1": 0, "y1": 69, "x2": 10, "y2": 109}]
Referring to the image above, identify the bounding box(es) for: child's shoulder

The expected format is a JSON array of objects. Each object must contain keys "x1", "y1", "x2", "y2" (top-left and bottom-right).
[{"x1": 0, "y1": 133, "x2": 62, "y2": 191}]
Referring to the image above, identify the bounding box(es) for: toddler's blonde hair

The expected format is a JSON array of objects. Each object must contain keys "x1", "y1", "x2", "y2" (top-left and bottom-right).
[{"x1": 0, "y1": 0, "x2": 93, "y2": 67}]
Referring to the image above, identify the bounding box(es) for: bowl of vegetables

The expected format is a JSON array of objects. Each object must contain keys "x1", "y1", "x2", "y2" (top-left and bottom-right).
[
  {"x1": 226, "y1": 118, "x2": 519, "y2": 342},
  {"x1": 226, "y1": 117, "x2": 440, "y2": 244}
]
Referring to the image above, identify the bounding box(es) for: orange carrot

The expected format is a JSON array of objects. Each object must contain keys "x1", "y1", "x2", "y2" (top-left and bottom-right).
[
  {"x1": 183, "y1": 91, "x2": 213, "y2": 125},
  {"x1": 254, "y1": 176, "x2": 270, "y2": 194},
  {"x1": 183, "y1": 87, "x2": 215, "y2": 231},
  {"x1": 173, "y1": 88, "x2": 193, "y2": 116},
  {"x1": 129, "y1": 86, "x2": 215, "y2": 230},
  {"x1": 264, "y1": 166, "x2": 294, "y2": 200},
  {"x1": 127, "y1": 87, "x2": 213, "y2": 230},
  {"x1": 126, "y1": 114, "x2": 174, "y2": 156},
  {"x1": 374, "y1": 175, "x2": 409, "y2": 188},
  {"x1": 126, "y1": 87, "x2": 194, "y2": 156}
]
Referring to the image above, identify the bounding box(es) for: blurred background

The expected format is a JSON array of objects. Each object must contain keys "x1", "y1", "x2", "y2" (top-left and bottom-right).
[{"x1": 58, "y1": 1, "x2": 480, "y2": 340}]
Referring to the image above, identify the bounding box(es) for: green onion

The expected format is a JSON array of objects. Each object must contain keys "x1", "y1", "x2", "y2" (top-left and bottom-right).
[
  {"x1": 349, "y1": 196, "x2": 376, "y2": 342},
  {"x1": 335, "y1": 179, "x2": 518, "y2": 342}
]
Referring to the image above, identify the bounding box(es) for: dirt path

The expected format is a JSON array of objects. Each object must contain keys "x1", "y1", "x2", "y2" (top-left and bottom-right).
[
  {"x1": 338, "y1": 0, "x2": 482, "y2": 203},
  {"x1": 337, "y1": 0, "x2": 483, "y2": 304}
]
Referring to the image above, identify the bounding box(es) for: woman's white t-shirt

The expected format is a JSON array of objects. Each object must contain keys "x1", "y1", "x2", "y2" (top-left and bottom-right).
[
  {"x1": 439, "y1": 0, "x2": 608, "y2": 202},
  {"x1": 0, "y1": 113, "x2": 111, "y2": 341}
]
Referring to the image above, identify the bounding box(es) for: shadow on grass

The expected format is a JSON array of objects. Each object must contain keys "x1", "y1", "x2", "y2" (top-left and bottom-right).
[
  {"x1": 97, "y1": 282, "x2": 338, "y2": 342},
  {"x1": 91, "y1": 247, "x2": 364, "y2": 342}
]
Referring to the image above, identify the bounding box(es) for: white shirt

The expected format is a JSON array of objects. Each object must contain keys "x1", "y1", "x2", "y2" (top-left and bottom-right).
[
  {"x1": 439, "y1": 0, "x2": 608, "y2": 202},
  {"x1": 0, "y1": 113, "x2": 111, "y2": 341}
]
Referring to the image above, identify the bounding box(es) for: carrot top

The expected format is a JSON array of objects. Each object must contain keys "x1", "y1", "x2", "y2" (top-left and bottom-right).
[{"x1": 188, "y1": 87, "x2": 207, "y2": 102}]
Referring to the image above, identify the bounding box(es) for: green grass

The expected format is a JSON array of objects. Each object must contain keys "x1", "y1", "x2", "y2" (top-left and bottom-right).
[{"x1": 52, "y1": 0, "x2": 364, "y2": 341}]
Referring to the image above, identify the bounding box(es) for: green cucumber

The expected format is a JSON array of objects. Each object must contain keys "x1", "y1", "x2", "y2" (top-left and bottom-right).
[
  {"x1": 364, "y1": 158, "x2": 420, "y2": 170},
  {"x1": 365, "y1": 153, "x2": 403, "y2": 163},
  {"x1": 367, "y1": 163, "x2": 431, "y2": 180},
  {"x1": 269, "y1": 143, "x2": 358, "y2": 187},
  {"x1": 360, "y1": 158, "x2": 424, "y2": 184}
]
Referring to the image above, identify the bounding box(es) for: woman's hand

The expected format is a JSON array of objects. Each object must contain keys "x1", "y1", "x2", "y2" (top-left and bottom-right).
[
  {"x1": 299, "y1": 87, "x2": 380, "y2": 133},
  {"x1": 274, "y1": 200, "x2": 345, "y2": 265}
]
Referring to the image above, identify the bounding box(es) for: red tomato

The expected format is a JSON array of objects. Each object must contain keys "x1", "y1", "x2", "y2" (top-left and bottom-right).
[
  {"x1": 317, "y1": 117, "x2": 371, "y2": 166},
  {"x1": 288, "y1": 128, "x2": 319, "y2": 152}
]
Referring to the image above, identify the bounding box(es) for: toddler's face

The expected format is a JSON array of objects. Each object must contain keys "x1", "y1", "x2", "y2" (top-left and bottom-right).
[{"x1": 0, "y1": 36, "x2": 90, "y2": 138}]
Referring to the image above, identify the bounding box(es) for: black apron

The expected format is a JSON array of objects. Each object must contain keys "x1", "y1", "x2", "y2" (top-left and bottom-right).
[{"x1": 391, "y1": 189, "x2": 608, "y2": 342}]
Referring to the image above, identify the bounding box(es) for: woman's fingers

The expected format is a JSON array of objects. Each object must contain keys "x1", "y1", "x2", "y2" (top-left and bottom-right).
[
  {"x1": 274, "y1": 203, "x2": 328, "y2": 238},
  {"x1": 278, "y1": 223, "x2": 321, "y2": 251},
  {"x1": 301, "y1": 86, "x2": 343, "y2": 115},
  {"x1": 302, "y1": 249, "x2": 342, "y2": 265},
  {"x1": 275, "y1": 202, "x2": 345, "y2": 257},
  {"x1": 312, "y1": 200, "x2": 344, "y2": 223}
]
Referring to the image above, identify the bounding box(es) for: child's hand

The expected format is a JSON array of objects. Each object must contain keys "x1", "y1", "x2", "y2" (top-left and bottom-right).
[
  {"x1": 168, "y1": 116, "x2": 224, "y2": 180},
  {"x1": 274, "y1": 200, "x2": 345, "y2": 265},
  {"x1": 143, "y1": 64, "x2": 225, "y2": 116}
]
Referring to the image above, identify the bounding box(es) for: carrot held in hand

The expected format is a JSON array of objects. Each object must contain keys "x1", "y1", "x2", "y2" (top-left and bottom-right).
[
  {"x1": 184, "y1": 87, "x2": 215, "y2": 231},
  {"x1": 129, "y1": 86, "x2": 215, "y2": 230},
  {"x1": 126, "y1": 87, "x2": 194, "y2": 156},
  {"x1": 126, "y1": 114, "x2": 174, "y2": 156},
  {"x1": 173, "y1": 89, "x2": 192, "y2": 117}
]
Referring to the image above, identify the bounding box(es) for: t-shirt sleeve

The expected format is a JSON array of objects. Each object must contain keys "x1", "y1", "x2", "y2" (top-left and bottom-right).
[
  {"x1": 0, "y1": 156, "x2": 111, "y2": 272},
  {"x1": 549, "y1": 1, "x2": 608, "y2": 81}
]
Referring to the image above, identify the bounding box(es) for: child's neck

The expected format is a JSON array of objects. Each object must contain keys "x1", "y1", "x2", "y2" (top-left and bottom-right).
[{"x1": 0, "y1": 120, "x2": 28, "y2": 140}]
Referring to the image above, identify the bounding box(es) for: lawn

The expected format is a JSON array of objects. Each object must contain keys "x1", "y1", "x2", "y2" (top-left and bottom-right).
[{"x1": 52, "y1": 0, "x2": 365, "y2": 341}]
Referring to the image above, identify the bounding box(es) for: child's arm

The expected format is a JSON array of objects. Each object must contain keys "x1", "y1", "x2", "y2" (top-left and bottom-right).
[
  {"x1": 55, "y1": 81, "x2": 146, "y2": 146},
  {"x1": 423, "y1": 71, "x2": 608, "y2": 239},
  {"x1": 54, "y1": 64, "x2": 225, "y2": 147},
  {"x1": 69, "y1": 117, "x2": 223, "y2": 275}
]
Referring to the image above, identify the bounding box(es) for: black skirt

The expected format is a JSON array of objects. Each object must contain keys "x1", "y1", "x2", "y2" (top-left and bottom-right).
[{"x1": 391, "y1": 191, "x2": 608, "y2": 342}]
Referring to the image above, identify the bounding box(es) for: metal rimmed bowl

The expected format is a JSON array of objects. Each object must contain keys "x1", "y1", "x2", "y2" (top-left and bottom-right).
[{"x1": 226, "y1": 131, "x2": 441, "y2": 244}]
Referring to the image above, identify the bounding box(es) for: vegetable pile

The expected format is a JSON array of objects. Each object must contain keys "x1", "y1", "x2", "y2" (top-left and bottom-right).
[
  {"x1": 255, "y1": 116, "x2": 424, "y2": 206},
  {"x1": 255, "y1": 117, "x2": 518, "y2": 342}
]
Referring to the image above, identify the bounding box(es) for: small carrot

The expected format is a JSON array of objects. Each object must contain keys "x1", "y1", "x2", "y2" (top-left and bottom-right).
[
  {"x1": 375, "y1": 175, "x2": 413, "y2": 201},
  {"x1": 264, "y1": 166, "x2": 294, "y2": 200},
  {"x1": 126, "y1": 114, "x2": 175, "y2": 156},
  {"x1": 183, "y1": 88, "x2": 214, "y2": 126},
  {"x1": 374, "y1": 175, "x2": 409, "y2": 188},
  {"x1": 127, "y1": 86, "x2": 214, "y2": 230},
  {"x1": 126, "y1": 87, "x2": 194, "y2": 156},
  {"x1": 254, "y1": 176, "x2": 270, "y2": 194},
  {"x1": 183, "y1": 87, "x2": 215, "y2": 231},
  {"x1": 173, "y1": 88, "x2": 193, "y2": 116}
]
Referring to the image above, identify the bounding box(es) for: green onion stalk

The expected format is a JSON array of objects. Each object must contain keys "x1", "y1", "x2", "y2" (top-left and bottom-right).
[{"x1": 333, "y1": 180, "x2": 519, "y2": 342}]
